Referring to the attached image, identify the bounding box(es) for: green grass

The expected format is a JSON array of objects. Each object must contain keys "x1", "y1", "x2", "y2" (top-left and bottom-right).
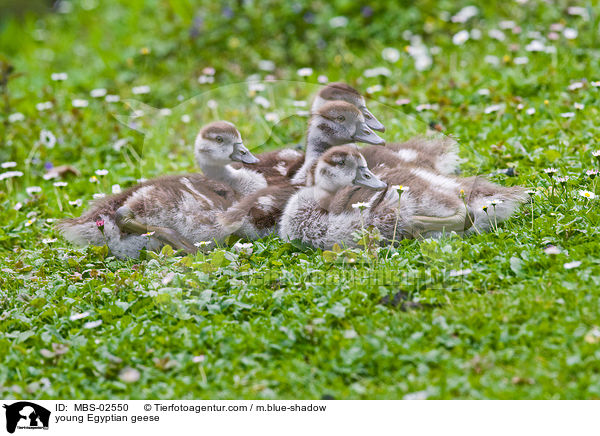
[{"x1": 1, "y1": 0, "x2": 600, "y2": 399}]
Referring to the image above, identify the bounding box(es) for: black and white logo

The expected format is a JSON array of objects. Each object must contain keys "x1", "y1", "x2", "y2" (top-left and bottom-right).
[{"x1": 3, "y1": 402, "x2": 50, "y2": 434}]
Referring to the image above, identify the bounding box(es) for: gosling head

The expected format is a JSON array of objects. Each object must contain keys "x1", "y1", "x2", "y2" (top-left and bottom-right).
[
  {"x1": 194, "y1": 121, "x2": 258, "y2": 167},
  {"x1": 310, "y1": 101, "x2": 385, "y2": 150},
  {"x1": 309, "y1": 145, "x2": 387, "y2": 193},
  {"x1": 313, "y1": 82, "x2": 385, "y2": 132}
]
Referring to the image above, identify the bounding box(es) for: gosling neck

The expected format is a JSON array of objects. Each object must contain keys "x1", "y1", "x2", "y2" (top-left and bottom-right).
[
  {"x1": 199, "y1": 162, "x2": 234, "y2": 183},
  {"x1": 201, "y1": 162, "x2": 266, "y2": 197},
  {"x1": 292, "y1": 120, "x2": 338, "y2": 185}
]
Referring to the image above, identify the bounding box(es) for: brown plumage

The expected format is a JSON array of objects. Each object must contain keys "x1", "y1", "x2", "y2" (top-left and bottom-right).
[
  {"x1": 231, "y1": 82, "x2": 384, "y2": 185},
  {"x1": 360, "y1": 135, "x2": 462, "y2": 175},
  {"x1": 317, "y1": 82, "x2": 361, "y2": 101},
  {"x1": 57, "y1": 121, "x2": 264, "y2": 258},
  {"x1": 199, "y1": 121, "x2": 240, "y2": 140},
  {"x1": 58, "y1": 174, "x2": 231, "y2": 230}
]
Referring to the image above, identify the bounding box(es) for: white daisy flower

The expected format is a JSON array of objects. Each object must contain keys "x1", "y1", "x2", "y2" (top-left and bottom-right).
[
  {"x1": 544, "y1": 245, "x2": 561, "y2": 255},
  {"x1": 352, "y1": 202, "x2": 370, "y2": 210},
  {"x1": 567, "y1": 81, "x2": 584, "y2": 91},
  {"x1": 449, "y1": 268, "x2": 472, "y2": 277},
  {"x1": 329, "y1": 16, "x2": 348, "y2": 28},
  {"x1": 36, "y1": 101, "x2": 53, "y2": 111},
  {"x1": 297, "y1": 67, "x2": 313, "y2": 77},
  {"x1": 53, "y1": 181, "x2": 68, "y2": 187},
  {"x1": 578, "y1": 190, "x2": 596, "y2": 199},
  {"x1": 92, "y1": 193, "x2": 106, "y2": 199},
  {"x1": 391, "y1": 185, "x2": 409, "y2": 192},
  {"x1": 70, "y1": 311, "x2": 90, "y2": 321},
  {"x1": 51, "y1": 72, "x2": 68, "y2": 81},
  {"x1": 499, "y1": 20, "x2": 516, "y2": 29},
  {"x1": 451, "y1": 5, "x2": 478, "y2": 23},
  {"x1": 197, "y1": 75, "x2": 214, "y2": 84},
  {"x1": 560, "y1": 112, "x2": 575, "y2": 118},
  {"x1": 484, "y1": 104, "x2": 503, "y2": 114},
  {"x1": 26, "y1": 186, "x2": 42, "y2": 195},
  {"x1": 72, "y1": 99, "x2": 89, "y2": 108},
  {"x1": 84, "y1": 320, "x2": 102, "y2": 329},
  {"x1": 90, "y1": 88, "x2": 107, "y2": 98},
  {"x1": 415, "y1": 103, "x2": 433, "y2": 112},
  {"x1": 452, "y1": 30, "x2": 470, "y2": 45},
  {"x1": 40, "y1": 129, "x2": 57, "y2": 148},
  {"x1": 525, "y1": 40, "x2": 545, "y2": 52},
  {"x1": 567, "y1": 6, "x2": 588, "y2": 18},
  {"x1": 0, "y1": 171, "x2": 24, "y2": 180},
  {"x1": 564, "y1": 260, "x2": 582, "y2": 269},
  {"x1": 258, "y1": 60, "x2": 275, "y2": 71},
  {"x1": 363, "y1": 67, "x2": 391, "y2": 78},
  {"x1": 382, "y1": 47, "x2": 400, "y2": 63},
  {"x1": 105, "y1": 94, "x2": 120, "y2": 102},
  {"x1": 366, "y1": 84, "x2": 383, "y2": 94},
  {"x1": 254, "y1": 96, "x2": 270, "y2": 108},
  {"x1": 248, "y1": 82, "x2": 266, "y2": 93},
  {"x1": 264, "y1": 112, "x2": 280, "y2": 123},
  {"x1": 232, "y1": 241, "x2": 253, "y2": 255},
  {"x1": 1, "y1": 161, "x2": 17, "y2": 169},
  {"x1": 95, "y1": 169, "x2": 108, "y2": 176},
  {"x1": 132, "y1": 85, "x2": 150, "y2": 95},
  {"x1": 194, "y1": 241, "x2": 212, "y2": 247},
  {"x1": 111, "y1": 184, "x2": 121, "y2": 194},
  {"x1": 488, "y1": 29, "x2": 506, "y2": 41},
  {"x1": 8, "y1": 113, "x2": 25, "y2": 123},
  {"x1": 563, "y1": 28, "x2": 578, "y2": 40},
  {"x1": 202, "y1": 67, "x2": 215, "y2": 75},
  {"x1": 181, "y1": 114, "x2": 191, "y2": 123},
  {"x1": 484, "y1": 55, "x2": 500, "y2": 65}
]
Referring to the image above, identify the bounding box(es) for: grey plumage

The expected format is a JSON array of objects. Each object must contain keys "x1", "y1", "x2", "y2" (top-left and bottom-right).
[
  {"x1": 57, "y1": 121, "x2": 266, "y2": 258},
  {"x1": 280, "y1": 145, "x2": 527, "y2": 249}
]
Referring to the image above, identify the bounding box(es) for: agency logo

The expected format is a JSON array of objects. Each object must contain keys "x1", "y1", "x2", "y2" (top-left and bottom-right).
[{"x1": 2, "y1": 402, "x2": 50, "y2": 434}]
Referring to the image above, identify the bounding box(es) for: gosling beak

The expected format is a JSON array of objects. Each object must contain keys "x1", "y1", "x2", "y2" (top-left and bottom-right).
[
  {"x1": 360, "y1": 107, "x2": 385, "y2": 132},
  {"x1": 353, "y1": 166, "x2": 387, "y2": 190},
  {"x1": 352, "y1": 122, "x2": 385, "y2": 146},
  {"x1": 230, "y1": 142, "x2": 259, "y2": 164}
]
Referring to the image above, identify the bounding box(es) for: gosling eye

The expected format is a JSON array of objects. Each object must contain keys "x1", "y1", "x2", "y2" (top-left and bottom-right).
[
  {"x1": 336, "y1": 115, "x2": 345, "y2": 122},
  {"x1": 216, "y1": 136, "x2": 223, "y2": 143}
]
